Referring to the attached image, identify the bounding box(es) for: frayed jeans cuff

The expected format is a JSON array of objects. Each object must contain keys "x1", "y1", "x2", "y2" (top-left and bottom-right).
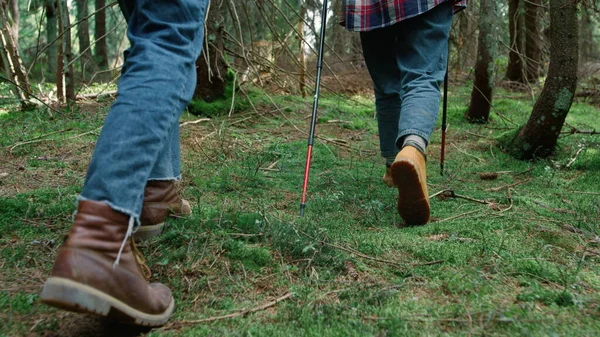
[{"x1": 147, "y1": 174, "x2": 182, "y2": 182}]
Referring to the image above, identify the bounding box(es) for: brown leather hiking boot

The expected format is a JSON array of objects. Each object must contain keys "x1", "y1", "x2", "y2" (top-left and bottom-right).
[
  {"x1": 390, "y1": 146, "x2": 430, "y2": 225},
  {"x1": 40, "y1": 200, "x2": 175, "y2": 326},
  {"x1": 135, "y1": 180, "x2": 191, "y2": 242}
]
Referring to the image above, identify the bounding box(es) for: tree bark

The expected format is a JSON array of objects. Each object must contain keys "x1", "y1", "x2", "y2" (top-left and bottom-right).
[
  {"x1": 76, "y1": 0, "x2": 94, "y2": 81},
  {"x1": 298, "y1": 5, "x2": 306, "y2": 97},
  {"x1": 579, "y1": 5, "x2": 593, "y2": 65},
  {"x1": 465, "y1": 0, "x2": 496, "y2": 123},
  {"x1": 56, "y1": 0, "x2": 65, "y2": 102},
  {"x1": 506, "y1": 0, "x2": 525, "y2": 82},
  {"x1": 509, "y1": 0, "x2": 578, "y2": 160},
  {"x1": 59, "y1": 0, "x2": 75, "y2": 102},
  {"x1": 46, "y1": 0, "x2": 58, "y2": 76},
  {"x1": 454, "y1": 5, "x2": 476, "y2": 74},
  {"x1": 524, "y1": 0, "x2": 541, "y2": 81},
  {"x1": 94, "y1": 0, "x2": 109, "y2": 70},
  {"x1": 0, "y1": 4, "x2": 32, "y2": 109},
  {"x1": 192, "y1": 9, "x2": 228, "y2": 107}
]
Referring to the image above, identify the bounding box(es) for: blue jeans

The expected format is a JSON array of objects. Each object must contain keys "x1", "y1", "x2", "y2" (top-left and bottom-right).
[
  {"x1": 79, "y1": 0, "x2": 208, "y2": 219},
  {"x1": 360, "y1": 1, "x2": 453, "y2": 159}
]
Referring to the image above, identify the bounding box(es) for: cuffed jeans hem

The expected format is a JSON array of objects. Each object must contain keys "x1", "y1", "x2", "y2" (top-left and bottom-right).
[
  {"x1": 76, "y1": 195, "x2": 141, "y2": 227},
  {"x1": 147, "y1": 174, "x2": 182, "y2": 182},
  {"x1": 396, "y1": 129, "x2": 431, "y2": 147}
]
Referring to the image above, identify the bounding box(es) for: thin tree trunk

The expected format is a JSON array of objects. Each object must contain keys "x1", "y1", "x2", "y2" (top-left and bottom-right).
[
  {"x1": 506, "y1": 0, "x2": 525, "y2": 82},
  {"x1": 0, "y1": 5, "x2": 32, "y2": 109},
  {"x1": 46, "y1": 0, "x2": 58, "y2": 76},
  {"x1": 579, "y1": 6, "x2": 593, "y2": 65},
  {"x1": 4, "y1": 0, "x2": 19, "y2": 44},
  {"x1": 465, "y1": 0, "x2": 496, "y2": 123},
  {"x1": 455, "y1": 6, "x2": 476, "y2": 74},
  {"x1": 298, "y1": 5, "x2": 306, "y2": 97},
  {"x1": 509, "y1": 0, "x2": 578, "y2": 160},
  {"x1": 94, "y1": 0, "x2": 109, "y2": 69},
  {"x1": 524, "y1": 0, "x2": 541, "y2": 81},
  {"x1": 59, "y1": 0, "x2": 75, "y2": 101},
  {"x1": 76, "y1": 0, "x2": 94, "y2": 81},
  {"x1": 56, "y1": 0, "x2": 64, "y2": 102}
]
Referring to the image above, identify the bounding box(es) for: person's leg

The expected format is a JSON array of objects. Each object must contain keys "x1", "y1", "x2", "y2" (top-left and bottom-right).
[
  {"x1": 136, "y1": 121, "x2": 191, "y2": 242},
  {"x1": 395, "y1": 1, "x2": 453, "y2": 146},
  {"x1": 80, "y1": 0, "x2": 206, "y2": 222},
  {"x1": 360, "y1": 27, "x2": 404, "y2": 187},
  {"x1": 390, "y1": 1, "x2": 454, "y2": 225},
  {"x1": 41, "y1": 0, "x2": 208, "y2": 325}
]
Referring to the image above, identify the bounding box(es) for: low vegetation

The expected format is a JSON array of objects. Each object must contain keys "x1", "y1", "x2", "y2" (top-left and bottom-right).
[{"x1": 1, "y1": 84, "x2": 599, "y2": 336}]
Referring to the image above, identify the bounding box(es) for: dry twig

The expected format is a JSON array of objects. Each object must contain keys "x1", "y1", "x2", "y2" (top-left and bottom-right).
[{"x1": 165, "y1": 292, "x2": 293, "y2": 328}]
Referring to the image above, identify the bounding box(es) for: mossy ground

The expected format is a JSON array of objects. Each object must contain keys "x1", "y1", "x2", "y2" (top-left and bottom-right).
[{"x1": 1, "y1": 84, "x2": 599, "y2": 336}]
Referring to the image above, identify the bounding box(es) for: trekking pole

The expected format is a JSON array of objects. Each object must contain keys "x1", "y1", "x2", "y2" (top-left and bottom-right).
[
  {"x1": 440, "y1": 66, "x2": 449, "y2": 176},
  {"x1": 300, "y1": 0, "x2": 328, "y2": 217}
]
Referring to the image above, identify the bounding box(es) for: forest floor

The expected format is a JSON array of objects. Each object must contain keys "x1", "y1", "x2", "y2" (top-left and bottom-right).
[{"x1": 1, "y1": 82, "x2": 600, "y2": 336}]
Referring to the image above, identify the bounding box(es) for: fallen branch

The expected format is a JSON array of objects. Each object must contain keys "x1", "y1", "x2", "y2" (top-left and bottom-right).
[
  {"x1": 566, "y1": 147, "x2": 585, "y2": 168},
  {"x1": 180, "y1": 118, "x2": 211, "y2": 127},
  {"x1": 433, "y1": 209, "x2": 480, "y2": 223},
  {"x1": 485, "y1": 178, "x2": 533, "y2": 192},
  {"x1": 533, "y1": 200, "x2": 577, "y2": 215},
  {"x1": 8, "y1": 128, "x2": 73, "y2": 153},
  {"x1": 299, "y1": 230, "x2": 407, "y2": 269},
  {"x1": 436, "y1": 189, "x2": 490, "y2": 205},
  {"x1": 76, "y1": 90, "x2": 117, "y2": 100},
  {"x1": 165, "y1": 292, "x2": 293, "y2": 327}
]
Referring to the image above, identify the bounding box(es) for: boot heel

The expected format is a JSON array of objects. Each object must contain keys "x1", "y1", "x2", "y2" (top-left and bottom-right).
[{"x1": 40, "y1": 277, "x2": 112, "y2": 316}]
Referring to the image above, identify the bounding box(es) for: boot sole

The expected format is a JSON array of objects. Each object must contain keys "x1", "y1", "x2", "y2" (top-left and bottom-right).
[
  {"x1": 391, "y1": 158, "x2": 430, "y2": 225},
  {"x1": 40, "y1": 277, "x2": 174, "y2": 327},
  {"x1": 133, "y1": 222, "x2": 165, "y2": 242},
  {"x1": 134, "y1": 200, "x2": 192, "y2": 242}
]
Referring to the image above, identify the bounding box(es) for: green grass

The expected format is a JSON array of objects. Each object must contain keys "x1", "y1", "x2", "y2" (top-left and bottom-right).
[{"x1": 1, "y1": 84, "x2": 599, "y2": 336}]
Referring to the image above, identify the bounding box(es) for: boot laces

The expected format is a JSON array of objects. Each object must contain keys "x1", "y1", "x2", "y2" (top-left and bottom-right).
[{"x1": 112, "y1": 216, "x2": 151, "y2": 280}]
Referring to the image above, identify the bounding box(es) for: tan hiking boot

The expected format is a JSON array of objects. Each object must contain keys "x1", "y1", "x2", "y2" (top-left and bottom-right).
[
  {"x1": 383, "y1": 166, "x2": 395, "y2": 187},
  {"x1": 390, "y1": 146, "x2": 430, "y2": 225},
  {"x1": 40, "y1": 200, "x2": 175, "y2": 327},
  {"x1": 135, "y1": 180, "x2": 191, "y2": 241}
]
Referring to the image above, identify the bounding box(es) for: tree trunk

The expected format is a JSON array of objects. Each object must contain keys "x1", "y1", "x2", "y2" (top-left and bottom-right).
[
  {"x1": 94, "y1": 0, "x2": 109, "y2": 70},
  {"x1": 298, "y1": 5, "x2": 306, "y2": 97},
  {"x1": 454, "y1": 5, "x2": 477, "y2": 74},
  {"x1": 524, "y1": 0, "x2": 541, "y2": 81},
  {"x1": 76, "y1": 0, "x2": 94, "y2": 81},
  {"x1": 579, "y1": 6, "x2": 593, "y2": 65},
  {"x1": 56, "y1": 0, "x2": 64, "y2": 102},
  {"x1": 2, "y1": 0, "x2": 19, "y2": 44},
  {"x1": 59, "y1": 0, "x2": 75, "y2": 102},
  {"x1": 465, "y1": 0, "x2": 496, "y2": 123},
  {"x1": 509, "y1": 0, "x2": 578, "y2": 160},
  {"x1": 191, "y1": 10, "x2": 228, "y2": 109},
  {"x1": 46, "y1": 0, "x2": 58, "y2": 76},
  {"x1": 0, "y1": 5, "x2": 32, "y2": 109},
  {"x1": 506, "y1": 0, "x2": 525, "y2": 82}
]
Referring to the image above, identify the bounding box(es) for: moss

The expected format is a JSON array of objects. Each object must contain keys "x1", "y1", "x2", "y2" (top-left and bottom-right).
[
  {"x1": 552, "y1": 88, "x2": 574, "y2": 117},
  {"x1": 188, "y1": 69, "x2": 252, "y2": 117}
]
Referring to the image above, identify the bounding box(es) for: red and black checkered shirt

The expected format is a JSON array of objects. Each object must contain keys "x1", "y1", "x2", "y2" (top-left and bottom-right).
[{"x1": 342, "y1": 0, "x2": 467, "y2": 32}]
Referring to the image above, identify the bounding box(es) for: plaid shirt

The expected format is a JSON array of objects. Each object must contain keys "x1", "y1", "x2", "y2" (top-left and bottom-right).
[{"x1": 342, "y1": 0, "x2": 467, "y2": 32}]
